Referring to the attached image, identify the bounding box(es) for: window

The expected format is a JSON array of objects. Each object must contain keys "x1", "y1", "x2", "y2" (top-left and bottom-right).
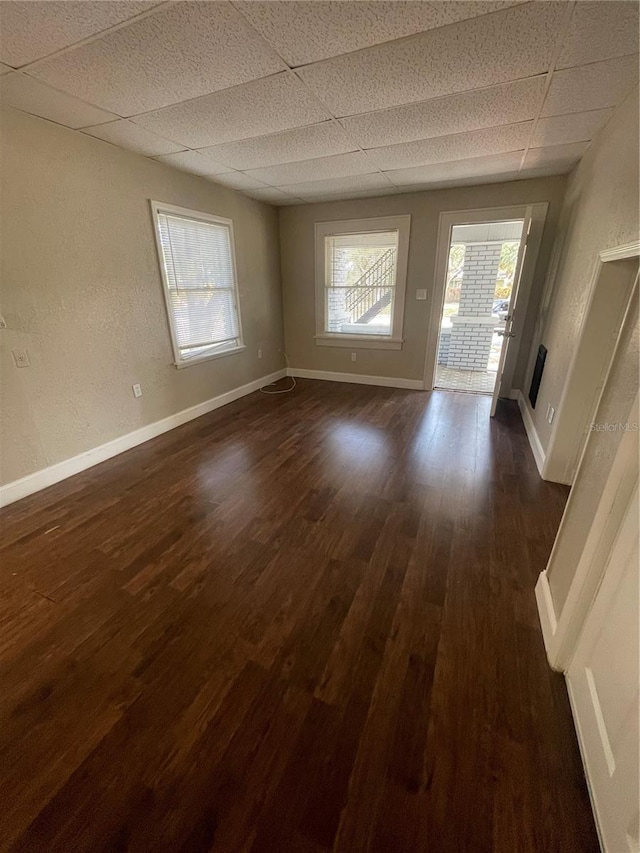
[
  {"x1": 315, "y1": 215, "x2": 411, "y2": 349},
  {"x1": 150, "y1": 201, "x2": 244, "y2": 367}
]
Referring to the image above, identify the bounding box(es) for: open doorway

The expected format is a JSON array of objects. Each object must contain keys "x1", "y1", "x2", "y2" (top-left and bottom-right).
[
  {"x1": 541, "y1": 250, "x2": 639, "y2": 484},
  {"x1": 424, "y1": 203, "x2": 549, "y2": 416},
  {"x1": 434, "y1": 219, "x2": 524, "y2": 396}
]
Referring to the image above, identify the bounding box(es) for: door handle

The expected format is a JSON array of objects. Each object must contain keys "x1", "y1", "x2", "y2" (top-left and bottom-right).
[{"x1": 496, "y1": 331, "x2": 516, "y2": 338}]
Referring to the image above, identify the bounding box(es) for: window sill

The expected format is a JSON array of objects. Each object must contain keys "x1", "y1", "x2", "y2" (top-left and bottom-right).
[
  {"x1": 174, "y1": 344, "x2": 246, "y2": 369},
  {"x1": 315, "y1": 335, "x2": 403, "y2": 351}
]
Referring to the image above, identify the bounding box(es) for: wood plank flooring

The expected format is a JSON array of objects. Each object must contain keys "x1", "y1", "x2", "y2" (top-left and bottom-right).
[{"x1": 0, "y1": 381, "x2": 599, "y2": 852}]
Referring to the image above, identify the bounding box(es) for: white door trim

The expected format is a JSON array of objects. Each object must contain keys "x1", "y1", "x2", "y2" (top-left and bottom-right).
[
  {"x1": 542, "y1": 242, "x2": 640, "y2": 483},
  {"x1": 423, "y1": 202, "x2": 548, "y2": 394},
  {"x1": 598, "y1": 240, "x2": 640, "y2": 263},
  {"x1": 537, "y1": 392, "x2": 639, "y2": 671},
  {"x1": 566, "y1": 483, "x2": 639, "y2": 853}
]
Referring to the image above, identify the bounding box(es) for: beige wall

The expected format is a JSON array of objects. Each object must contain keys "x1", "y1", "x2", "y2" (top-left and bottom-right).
[
  {"x1": 0, "y1": 107, "x2": 284, "y2": 486},
  {"x1": 278, "y1": 176, "x2": 566, "y2": 385},
  {"x1": 521, "y1": 88, "x2": 639, "y2": 457},
  {"x1": 548, "y1": 287, "x2": 638, "y2": 614},
  {"x1": 524, "y1": 88, "x2": 639, "y2": 616}
]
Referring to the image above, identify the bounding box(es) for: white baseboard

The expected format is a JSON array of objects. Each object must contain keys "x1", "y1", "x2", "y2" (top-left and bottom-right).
[
  {"x1": 287, "y1": 367, "x2": 424, "y2": 391},
  {"x1": 535, "y1": 570, "x2": 562, "y2": 670},
  {"x1": 565, "y1": 676, "x2": 607, "y2": 853},
  {"x1": 0, "y1": 369, "x2": 286, "y2": 508},
  {"x1": 516, "y1": 390, "x2": 546, "y2": 477},
  {"x1": 507, "y1": 389, "x2": 520, "y2": 400}
]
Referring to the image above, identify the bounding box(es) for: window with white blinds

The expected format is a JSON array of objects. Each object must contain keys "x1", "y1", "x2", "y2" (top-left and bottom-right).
[
  {"x1": 150, "y1": 202, "x2": 244, "y2": 367},
  {"x1": 314, "y1": 215, "x2": 411, "y2": 350}
]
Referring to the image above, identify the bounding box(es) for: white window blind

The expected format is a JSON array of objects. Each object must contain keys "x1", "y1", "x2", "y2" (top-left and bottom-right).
[
  {"x1": 152, "y1": 203, "x2": 243, "y2": 365},
  {"x1": 324, "y1": 230, "x2": 399, "y2": 337}
]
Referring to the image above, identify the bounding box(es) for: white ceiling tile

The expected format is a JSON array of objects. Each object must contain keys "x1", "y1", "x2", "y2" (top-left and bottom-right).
[
  {"x1": 531, "y1": 109, "x2": 614, "y2": 148},
  {"x1": 384, "y1": 150, "x2": 524, "y2": 186},
  {"x1": 299, "y1": 186, "x2": 405, "y2": 203},
  {"x1": 280, "y1": 172, "x2": 393, "y2": 198},
  {"x1": 244, "y1": 186, "x2": 302, "y2": 204},
  {"x1": 0, "y1": 72, "x2": 118, "y2": 128},
  {"x1": 0, "y1": 1, "x2": 160, "y2": 67},
  {"x1": 366, "y1": 121, "x2": 532, "y2": 171},
  {"x1": 542, "y1": 55, "x2": 639, "y2": 116},
  {"x1": 244, "y1": 151, "x2": 375, "y2": 187},
  {"x1": 396, "y1": 171, "x2": 522, "y2": 192},
  {"x1": 556, "y1": 1, "x2": 639, "y2": 71},
  {"x1": 517, "y1": 163, "x2": 574, "y2": 180},
  {"x1": 523, "y1": 141, "x2": 588, "y2": 171},
  {"x1": 236, "y1": 0, "x2": 525, "y2": 67},
  {"x1": 210, "y1": 172, "x2": 271, "y2": 191},
  {"x1": 297, "y1": 2, "x2": 566, "y2": 117},
  {"x1": 154, "y1": 150, "x2": 229, "y2": 177},
  {"x1": 340, "y1": 76, "x2": 545, "y2": 149},
  {"x1": 82, "y1": 119, "x2": 185, "y2": 156},
  {"x1": 29, "y1": 2, "x2": 286, "y2": 116},
  {"x1": 134, "y1": 73, "x2": 330, "y2": 149},
  {"x1": 197, "y1": 121, "x2": 357, "y2": 171}
]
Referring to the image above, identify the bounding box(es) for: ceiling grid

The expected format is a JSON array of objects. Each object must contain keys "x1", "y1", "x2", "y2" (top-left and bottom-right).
[{"x1": 0, "y1": 0, "x2": 637, "y2": 205}]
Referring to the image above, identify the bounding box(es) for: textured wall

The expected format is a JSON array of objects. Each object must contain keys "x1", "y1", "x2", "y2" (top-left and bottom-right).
[
  {"x1": 521, "y1": 88, "x2": 639, "y2": 454},
  {"x1": 520, "y1": 87, "x2": 639, "y2": 616},
  {"x1": 278, "y1": 176, "x2": 566, "y2": 382},
  {"x1": 548, "y1": 289, "x2": 638, "y2": 613},
  {"x1": 0, "y1": 107, "x2": 284, "y2": 485}
]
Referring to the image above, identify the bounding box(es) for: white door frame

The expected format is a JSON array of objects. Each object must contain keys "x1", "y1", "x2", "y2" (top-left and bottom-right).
[
  {"x1": 423, "y1": 203, "x2": 549, "y2": 393},
  {"x1": 490, "y1": 207, "x2": 534, "y2": 417},
  {"x1": 536, "y1": 392, "x2": 639, "y2": 672},
  {"x1": 542, "y1": 241, "x2": 640, "y2": 484},
  {"x1": 566, "y1": 482, "x2": 639, "y2": 853}
]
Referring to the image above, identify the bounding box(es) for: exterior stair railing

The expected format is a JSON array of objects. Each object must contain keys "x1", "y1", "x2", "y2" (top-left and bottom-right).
[{"x1": 344, "y1": 247, "x2": 396, "y2": 324}]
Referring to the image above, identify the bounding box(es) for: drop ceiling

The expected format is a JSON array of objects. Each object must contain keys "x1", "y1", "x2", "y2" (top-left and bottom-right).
[{"x1": 0, "y1": 1, "x2": 637, "y2": 206}]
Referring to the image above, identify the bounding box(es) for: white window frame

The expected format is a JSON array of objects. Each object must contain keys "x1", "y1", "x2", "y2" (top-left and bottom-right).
[
  {"x1": 314, "y1": 215, "x2": 411, "y2": 350},
  {"x1": 150, "y1": 200, "x2": 245, "y2": 369}
]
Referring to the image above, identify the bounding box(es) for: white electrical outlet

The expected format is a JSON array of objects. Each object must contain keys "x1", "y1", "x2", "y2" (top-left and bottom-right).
[
  {"x1": 257, "y1": 348, "x2": 263, "y2": 359},
  {"x1": 12, "y1": 349, "x2": 30, "y2": 368},
  {"x1": 351, "y1": 352, "x2": 357, "y2": 362},
  {"x1": 416, "y1": 289, "x2": 427, "y2": 300},
  {"x1": 547, "y1": 405, "x2": 555, "y2": 424},
  {"x1": 132, "y1": 383, "x2": 143, "y2": 398}
]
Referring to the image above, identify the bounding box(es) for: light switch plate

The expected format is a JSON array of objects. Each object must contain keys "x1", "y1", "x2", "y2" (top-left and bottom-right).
[{"x1": 416, "y1": 289, "x2": 427, "y2": 300}]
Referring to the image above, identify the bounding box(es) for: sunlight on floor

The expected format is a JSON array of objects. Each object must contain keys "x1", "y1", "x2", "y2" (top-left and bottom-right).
[{"x1": 435, "y1": 365, "x2": 497, "y2": 395}]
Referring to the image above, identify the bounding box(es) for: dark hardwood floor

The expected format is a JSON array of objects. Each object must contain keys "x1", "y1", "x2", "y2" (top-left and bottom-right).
[{"x1": 0, "y1": 380, "x2": 599, "y2": 852}]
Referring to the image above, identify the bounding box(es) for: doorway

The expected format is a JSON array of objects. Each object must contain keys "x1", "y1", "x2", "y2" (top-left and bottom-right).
[
  {"x1": 542, "y1": 253, "x2": 639, "y2": 484},
  {"x1": 434, "y1": 219, "x2": 524, "y2": 396},
  {"x1": 424, "y1": 203, "x2": 549, "y2": 415}
]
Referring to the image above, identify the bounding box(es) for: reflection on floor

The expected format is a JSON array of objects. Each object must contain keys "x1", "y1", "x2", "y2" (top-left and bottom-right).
[
  {"x1": 435, "y1": 365, "x2": 497, "y2": 394},
  {"x1": 0, "y1": 382, "x2": 597, "y2": 852}
]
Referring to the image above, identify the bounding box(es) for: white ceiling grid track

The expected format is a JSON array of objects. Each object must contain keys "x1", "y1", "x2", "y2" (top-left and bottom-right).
[{"x1": 0, "y1": 0, "x2": 638, "y2": 205}]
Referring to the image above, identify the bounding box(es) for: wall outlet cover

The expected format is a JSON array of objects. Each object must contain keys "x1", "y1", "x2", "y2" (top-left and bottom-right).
[
  {"x1": 12, "y1": 349, "x2": 30, "y2": 368},
  {"x1": 416, "y1": 289, "x2": 427, "y2": 300}
]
